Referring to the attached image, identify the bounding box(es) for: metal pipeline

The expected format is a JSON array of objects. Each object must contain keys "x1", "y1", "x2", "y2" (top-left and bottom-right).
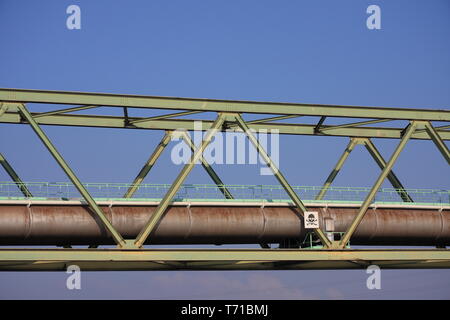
[{"x1": 0, "y1": 204, "x2": 448, "y2": 246}]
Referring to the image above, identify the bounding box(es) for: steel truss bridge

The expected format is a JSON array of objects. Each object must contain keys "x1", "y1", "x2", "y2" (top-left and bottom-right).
[{"x1": 0, "y1": 88, "x2": 449, "y2": 271}]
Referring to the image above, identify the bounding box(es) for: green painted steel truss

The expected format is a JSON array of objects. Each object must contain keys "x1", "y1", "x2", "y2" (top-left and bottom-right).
[{"x1": 0, "y1": 88, "x2": 449, "y2": 270}]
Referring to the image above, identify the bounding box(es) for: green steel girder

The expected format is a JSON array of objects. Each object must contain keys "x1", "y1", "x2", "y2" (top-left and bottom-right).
[
  {"x1": 133, "y1": 113, "x2": 228, "y2": 247},
  {"x1": 179, "y1": 131, "x2": 234, "y2": 200},
  {"x1": 339, "y1": 122, "x2": 419, "y2": 248},
  {"x1": 245, "y1": 114, "x2": 301, "y2": 124},
  {"x1": 124, "y1": 130, "x2": 233, "y2": 199},
  {"x1": 362, "y1": 138, "x2": 413, "y2": 202},
  {"x1": 1, "y1": 111, "x2": 450, "y2": 140},
  {"x1": 315, "y1": 138, "x2": 359, "y2": 201},
  {"x1": 17, "y1": 104, "x2": 127, "y2": 248},
  {"x1": 129, "y1": 110, "x2": 203, "y2": 125},
  {"x1": 124, "y1": 131, "x2": 173, "y2": 198},
  {"x1": 132, "y1": 112, "x2": 334, "y2": 248},
  {"x1": 0, "y1": 152, "x2": 32, "y2": 197},
  {"x1": 233, "y1": 113, "x2": 333, "y2": 248},
  {"x1": 0, "y1": 249, "x2": 449, "y2": 271},
  {"x1": 316, "y1": 137, "x2": 414, "y2": 202},
  {"x1": 1, "y1": 88, "x2": 449, "y2": 121},
  {"x1": 319, "y1": 118, "x2": 393, "y2": 132},
  {"x1": 424, "y1": 121, "x2": 450, "y2": 164},
  {"x1": 32, "y1": 105, "x2": 99, "y2": 118}
]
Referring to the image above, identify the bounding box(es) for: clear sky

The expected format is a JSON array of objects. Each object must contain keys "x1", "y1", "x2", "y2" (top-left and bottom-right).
[{"x1": 0, "y1": 0, "x2": 449, "y2": 299}]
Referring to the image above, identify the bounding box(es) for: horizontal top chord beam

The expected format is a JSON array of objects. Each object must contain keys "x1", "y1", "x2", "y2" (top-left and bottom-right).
[{"x1": 1, "y1": 88, "x2": 449, "y2": 121}]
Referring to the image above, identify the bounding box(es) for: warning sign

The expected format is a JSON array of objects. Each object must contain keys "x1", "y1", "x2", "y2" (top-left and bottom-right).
[{"x1": 304, "y1": 211, "x2": 319, "y2": 229}]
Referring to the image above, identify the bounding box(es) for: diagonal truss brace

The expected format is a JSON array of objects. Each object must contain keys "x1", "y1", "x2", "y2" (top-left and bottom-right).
[
  {"x1": 424, "y1": 121, "x2": 450, "y2": 165},
  {"x1": 178, "y1": 131, "x2": 274, "y2": 247},
  {"x1": 0, "y1": 103, "x2": 8, "y2": 117},
  {"x1": 17, "y1": 104, "x2": 127, "y2": 248},
  {"x1": 337, "y1": 120, "x2": 450, "y2": 248},
  {"x1": 0, "y1": 152, "x2": 33, "y2": 197},
  {"x1": 134, "y1": 113, "x2": 227, "y2": 247},
  {"x1": 316, "y1": 137, "x2": 413, "y2": 202},
  {"x1": 133, "y1": 113, "x2": 333, "y2": 248},
  {"x1": 362, "y1": 138, "x2": 413, "y2": 202},
  {"x1": 124, "y1": 131, "x2": 173, "y2": 198},
  {"x1": 124, "y1": 131, "x2": 233, "y2": 199},
  {"x1": 33, "y1": 105, "x2": 99, "y2": 118},
  {"x1": 178, "y1": 131, "x2": 233, "y2": 199},
  {"x1": 233, "y1": 114, "x2": 332, "y2": 248},
  {"x1": 315, "y1": 138, "x2": 359, "y2": 201},
  {"x1": 338, "y1": 121, "x2": 418, "y2": 247}
]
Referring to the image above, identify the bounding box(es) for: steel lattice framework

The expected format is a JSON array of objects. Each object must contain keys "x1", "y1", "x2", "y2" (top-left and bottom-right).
[{"x1": 0, "y1": 88, "x2": 449, "y2": 271}]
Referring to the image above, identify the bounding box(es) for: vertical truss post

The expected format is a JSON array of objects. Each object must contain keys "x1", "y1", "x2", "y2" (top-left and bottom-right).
[
  {"x1": 180, "y1": 131, "x2": 234, "y2": 199},
  {"x1": 339, "y1": 121, "x2": 418, "y2": 248},
  {"x1": 17, "y1": 104, "x2": 126, "y2": 248},
  {"x1": 315, "y1": 138, "x2": 358, "y2": 200},
  {"x1": 424, "y1": 122, "x2": 450, "y2": 165},
  {"x1": 363, "y1": 138, "x2": 413, "y2": 202},
  {"x1": 124, "y1": 131, "x2": 173, "y2": 198},
  {"x1": 0, "y1": 152, "x2": 33, "y2": 197},
  {"x1": 134, "y1": 113, "x2": 227, "y2": 248},
  {"x1": 233, "y1": 114, "x2": 332, "y2": 248}
]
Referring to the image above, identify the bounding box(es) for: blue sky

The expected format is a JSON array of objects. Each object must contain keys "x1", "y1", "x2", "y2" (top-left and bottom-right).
[{"x1": 0, "y1": 0, "x2": 449, "y2": 299}]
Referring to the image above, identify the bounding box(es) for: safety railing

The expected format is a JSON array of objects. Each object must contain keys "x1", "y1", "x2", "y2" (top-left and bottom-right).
[{"x1": 0, "y1": 181, "x2": 449, "y2": 205}]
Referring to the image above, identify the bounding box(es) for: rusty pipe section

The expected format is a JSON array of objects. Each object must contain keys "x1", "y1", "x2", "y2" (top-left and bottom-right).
[{"x1": 0, "y1": 204, "x2": 448, "y2": 246}]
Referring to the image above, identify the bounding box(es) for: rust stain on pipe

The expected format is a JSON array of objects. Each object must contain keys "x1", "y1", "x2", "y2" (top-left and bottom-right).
[{"x1": 0, "y1": 205, "x2": 448, "y2": 246}]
